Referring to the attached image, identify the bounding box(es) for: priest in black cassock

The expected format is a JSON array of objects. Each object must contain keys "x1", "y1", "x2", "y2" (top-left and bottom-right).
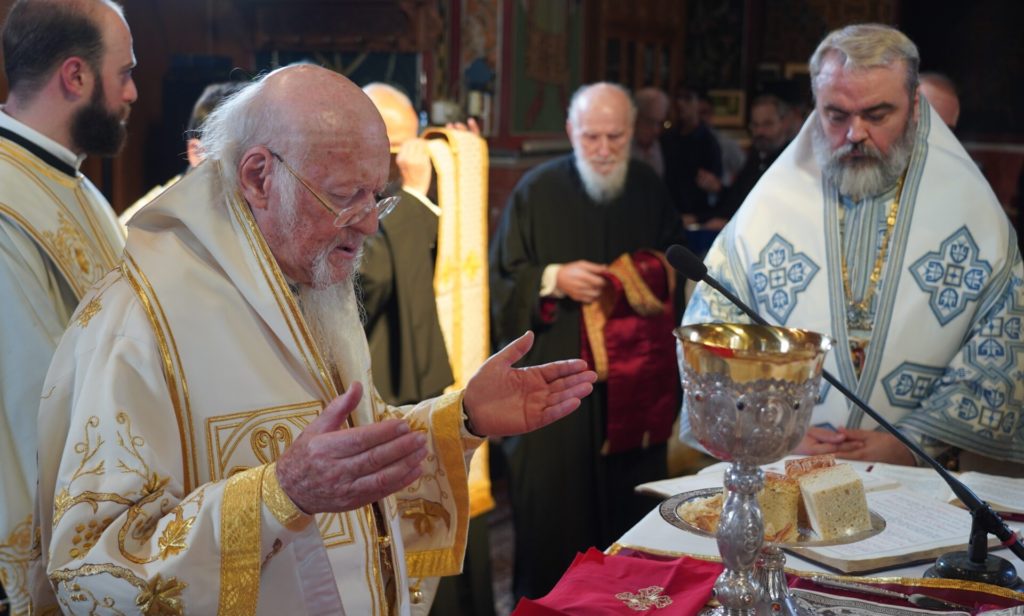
[{"x1": 490, "y1": 82, "x2": 686, "y2": 600}]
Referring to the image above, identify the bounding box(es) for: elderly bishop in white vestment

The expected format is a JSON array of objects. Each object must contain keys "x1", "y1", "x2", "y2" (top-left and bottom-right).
[{"x1": 31, "y1": 159, "x2": 484, "y2": 615}]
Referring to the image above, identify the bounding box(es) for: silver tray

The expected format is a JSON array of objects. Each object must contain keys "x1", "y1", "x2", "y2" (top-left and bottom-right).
[{"x1": 659, "y1": 487, "x2": 886, "y2": 548}]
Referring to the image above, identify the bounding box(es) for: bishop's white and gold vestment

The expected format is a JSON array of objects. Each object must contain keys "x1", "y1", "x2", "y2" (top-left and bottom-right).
[
  {"x1": 682, "y1": 101, "x2": 1024, "y2": 469},
  {"x1": 0, "y1": 110, "x2": 123, "y2": 615},
  {"x1": 32, "y1": 161, "x2": 480, "y2": 615}
]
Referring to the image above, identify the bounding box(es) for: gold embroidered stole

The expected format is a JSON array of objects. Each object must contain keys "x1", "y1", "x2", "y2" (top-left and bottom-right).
[
  {"x1": 0, "y1": 138, "x2": 123, "y2": 300},
  {"x1": 424, "y1": 129, "x2": 495, "y2": 518}
]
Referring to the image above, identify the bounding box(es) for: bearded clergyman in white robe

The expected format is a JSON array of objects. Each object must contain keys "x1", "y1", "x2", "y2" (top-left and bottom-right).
[
  {"x1": 30, "y1": 64, "x2": 596, "y2": 615},
  {"x1": 1, "y1": 1, "x2": 136, "y2": 611},
  {"x1": 681, "y1": 24, "x2": 1024, "y2": 475}
]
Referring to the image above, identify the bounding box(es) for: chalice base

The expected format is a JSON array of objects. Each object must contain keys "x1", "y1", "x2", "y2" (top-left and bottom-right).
[{"x1": 755, "y1": 543, "x2": 813, "y2": 616}]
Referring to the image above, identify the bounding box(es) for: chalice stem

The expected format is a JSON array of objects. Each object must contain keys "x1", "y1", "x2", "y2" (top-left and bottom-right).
[{"x1": 713, "y1": 462, "x2": 765, "y2": 615}]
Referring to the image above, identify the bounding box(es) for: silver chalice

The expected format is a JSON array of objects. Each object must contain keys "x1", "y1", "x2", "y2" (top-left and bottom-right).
[{"x1": 676, "y1": 324, "x2": 833, "y2": 616}]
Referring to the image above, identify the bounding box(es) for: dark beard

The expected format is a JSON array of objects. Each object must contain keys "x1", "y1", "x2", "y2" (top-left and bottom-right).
[{"x1": 70, "y1": 80, "x2": 127, "y2": 157}]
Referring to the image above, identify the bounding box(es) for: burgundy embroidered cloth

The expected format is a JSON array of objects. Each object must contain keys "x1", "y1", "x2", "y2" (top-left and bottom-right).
[{"x1": 511, "y1": 548, "x2": 722, "y2": 615}]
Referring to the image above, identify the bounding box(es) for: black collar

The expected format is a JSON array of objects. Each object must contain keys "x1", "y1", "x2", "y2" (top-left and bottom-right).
[{"x1": 0, "y1": 125, "x2": 78, "y2": 178}]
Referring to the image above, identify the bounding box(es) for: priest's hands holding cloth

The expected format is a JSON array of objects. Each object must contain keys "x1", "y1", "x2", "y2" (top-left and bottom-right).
[{"x1": 276, "y1": 331, "x2": 597, "y2": 514}]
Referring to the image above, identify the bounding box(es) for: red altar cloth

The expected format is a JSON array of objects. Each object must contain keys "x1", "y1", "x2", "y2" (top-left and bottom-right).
[{"x1": 511, "y1": 548, "x2": 722, "y2": 615}]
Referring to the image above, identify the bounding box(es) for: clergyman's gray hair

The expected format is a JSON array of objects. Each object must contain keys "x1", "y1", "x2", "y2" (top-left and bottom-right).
[
  {"x1": 199, "y1": 68, "x2": 307, "y2": 200},
  {"x1": 566, "y1": 82, "x2": 637, "y2": 128},
  {"x1": 809, "y1": 23, "x2": 920, "y2": 100}
]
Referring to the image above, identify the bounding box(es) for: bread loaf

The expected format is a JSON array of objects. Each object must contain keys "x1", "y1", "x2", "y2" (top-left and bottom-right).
[
  {"x1": 785, "y1": 453, "x2": 836, "y2": 477},
  {"x1": 760, "y1": 472, "x2": 799, "y2": 542},
  {"x1": 797, "y1": 463, "x2": 872, "y2": 540}
]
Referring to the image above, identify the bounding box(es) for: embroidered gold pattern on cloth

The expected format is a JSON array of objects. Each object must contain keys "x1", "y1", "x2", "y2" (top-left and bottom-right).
[
  {"x1": 49, "y1": 563, "x2": 187, "y2": 616},
  {"x1": 156, "y1": 507, "x2": 196, "y2": 560},
  {"x1": 399, "y1": 498, "x2": 452, "y2": 536},
  {"x1": 75, "y1": 297, "x2": 102, "y2": 327},
  {"x1": 205, "y1": 404, "x2": 317, "y2": 481},
  {"x1": 136, "y1": 573, "x2": 188, "y2": 615},
  {"x1": 40, "y1": 211, "x2": 97, "y2": 280},
  {"x1": 52, "y1": 412, "x2": 191, "y2": 566},
  {"x1": 614, "y1": 585, "x2": 673, "y2": 610},
  {"x1": 0, "y1": 515, "x2": 34, "y2": 612},
  {"x1": 68, "y1": 516, "x2": 114, "y2": 559},
  {"x1": 251, "y1": 424, "x2": 293, "y2": 463},
  {"x1": 53, "y1": 416, "x2": 133, "y2": 529},
  {"x1": 218, "y1": 465, "x2": 264, "y2": 615}
]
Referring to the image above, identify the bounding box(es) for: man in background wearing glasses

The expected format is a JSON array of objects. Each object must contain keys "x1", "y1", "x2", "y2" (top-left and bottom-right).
[{"x1": 30, "y1": 63, "x2": 596, "y2": 615}]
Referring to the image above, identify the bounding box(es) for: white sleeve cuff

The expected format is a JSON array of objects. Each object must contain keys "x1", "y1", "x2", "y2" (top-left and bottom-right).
[{"x1": 540, "y1": 264, "x2": 565, "y2": 298}]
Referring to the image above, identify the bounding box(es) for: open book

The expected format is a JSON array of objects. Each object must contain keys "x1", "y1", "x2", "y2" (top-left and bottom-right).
[
  {"x1": 865, "y1": 463, "x2": 1024, "y2": 516},
  {"x1": 638, "y1": 458, "x2": 1023, "y2": 574},
  {"x1": 786, "y1": 488, "x2": 1001, "y2": 574}
]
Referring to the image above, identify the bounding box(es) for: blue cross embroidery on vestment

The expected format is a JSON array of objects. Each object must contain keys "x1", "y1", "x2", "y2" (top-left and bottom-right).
[
  {"x1": 750, "y1": 234, "x2": 819, "y2": 324},
  {"x1": 882, "y1": 361, "x2": 945, "y2": 409},
  {"x1": 909, "y1": 226, "x2": 992, "y2": 326},
  {"x1": 926, "y1": 365, "x2": 1019, "y2": 438}
]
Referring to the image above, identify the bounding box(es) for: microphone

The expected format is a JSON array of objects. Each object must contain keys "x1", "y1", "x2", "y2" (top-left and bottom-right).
[{"x1": 666, "y1": 243, "x2": 1024, "y2": 585}]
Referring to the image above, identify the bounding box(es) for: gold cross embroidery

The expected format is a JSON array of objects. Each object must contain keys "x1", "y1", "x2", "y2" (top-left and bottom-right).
[{"x1": 615, "y1": 585, "x2": 673, "y2": 610}]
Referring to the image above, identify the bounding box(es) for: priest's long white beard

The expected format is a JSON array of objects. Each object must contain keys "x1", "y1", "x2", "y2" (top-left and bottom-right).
[
  {"x1": 574, "y1": 152, "x2": 628, "y2": 204},
  {"x1": 812, "y1": 115, "x2": 916, "y2": 201},
  {"x1": 297, "y1": 244, "x2": 366, "y2": 374}
]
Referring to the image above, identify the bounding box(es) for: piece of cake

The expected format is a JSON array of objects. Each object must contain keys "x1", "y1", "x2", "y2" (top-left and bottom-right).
[
  {"x1": 784, "y1": 453, "x2": 836, "y2": 478},
  {"x1": 797, "y1": 464, "x2": 872, "y2": 540},
  {"x1": 759, "y1": 472, "x2": 799, "y2": 542}
]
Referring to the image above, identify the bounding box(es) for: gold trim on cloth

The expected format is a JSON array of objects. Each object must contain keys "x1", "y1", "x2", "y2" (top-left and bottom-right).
[
  {"x1": 218, "y1": 465, "x2": 265, "y2": 614},
  {"x1": 581, "y1": 252, "x2": 672, "y2": 381},
  {"x1": 261, "y1": 462, "x2": 312, "y2": 532},
  {"x1": 606, "y1": 543, "x2": 1024, "y2": 600},
  {"x1": 227, "y1": 190, "x2": 335, "y2": 402},
  {"x1": 423, "y1": 128, "x2": 495, "y2": 518},
  {"x1": 404, "y1": 391, "x2": 470, "y2": 577},
  {"x1": 121, "y1": 255, "x2": 199, "y2": 492}
]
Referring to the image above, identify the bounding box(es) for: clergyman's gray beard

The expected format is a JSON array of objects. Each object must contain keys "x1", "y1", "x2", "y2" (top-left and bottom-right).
[
  {"x1": 298, "y1": 277, "x2": 364, "y2": 372},
  {"x1": 812, "y1": 115, "x2": 916, "y2": 201},
  {"x1": 574, "y1": 152, "x2": 628, "y2": 203},
  {"x1": 310, "y1": 238, "x2": 363, "y2": 289}
]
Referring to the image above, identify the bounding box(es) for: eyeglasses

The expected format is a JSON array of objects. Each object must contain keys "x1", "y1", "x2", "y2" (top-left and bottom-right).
[{"x1": 268, "y1": 150, "x2": 399, "y2": 228}]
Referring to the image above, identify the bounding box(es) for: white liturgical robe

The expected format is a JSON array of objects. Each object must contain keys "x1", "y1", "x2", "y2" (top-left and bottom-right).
[
  {"x1": 31, "y1": 160, "x2": 480, "y2": 615},
  {"x1": 682, "y1": 101, "x2": 1024, "y2": 467},
  {"x1": 0, "y1": 110, "x2": 123, "y2": 615}
]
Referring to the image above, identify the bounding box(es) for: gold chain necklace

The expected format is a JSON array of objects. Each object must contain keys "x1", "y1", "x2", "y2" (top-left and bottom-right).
[{"x1": 839, "y1": 175, "x2": 905, "y2": 331}]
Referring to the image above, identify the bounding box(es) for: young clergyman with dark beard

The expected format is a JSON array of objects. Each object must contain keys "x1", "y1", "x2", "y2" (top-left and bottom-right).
[
  {"x1": 0, "y1": 1, "x2": 136, "y2": 610},
  {"x1": 681, "y1": 24, "x2": 1024, "y2": 477},
  {"x1": 490, "y1": 82, "x2": 686, "y2": 600}
]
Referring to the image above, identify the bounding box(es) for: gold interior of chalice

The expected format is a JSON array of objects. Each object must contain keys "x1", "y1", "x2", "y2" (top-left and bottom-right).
[{"x1": 676, "y1": 323, "x2": 833, "y2": 385}]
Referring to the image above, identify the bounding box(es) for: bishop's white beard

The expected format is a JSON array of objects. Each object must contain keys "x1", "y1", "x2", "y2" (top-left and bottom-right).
[
  {"x1": 574, "y1": 151, "x2": 629, "y2": 204},
  {"x1": 812, "y1": 114, "x2": 916, "y2": 202},
  {"x1": 297, "y1": 244, "x2": 366, "y2": 374}
]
